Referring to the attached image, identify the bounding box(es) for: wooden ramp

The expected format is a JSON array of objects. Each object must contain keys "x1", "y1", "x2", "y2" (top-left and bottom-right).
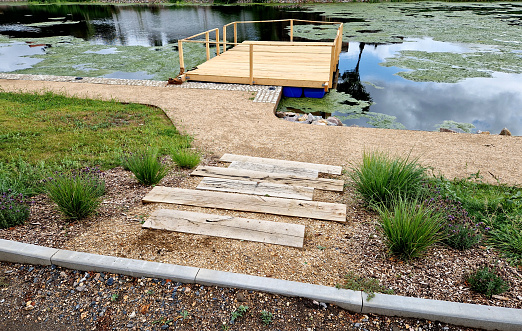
[
  {"x1": 142, "y1": 186, "x2": 346, "y2": 222},
  {"x1": 192, "y1": 166, "x2": 344, "y2": 192},
  {"x1": 143, "y1": 209, "x2": 305, "y2": 248},
  {"x1": 197, "y1": 177, "x2": 314, "y2": 201}
]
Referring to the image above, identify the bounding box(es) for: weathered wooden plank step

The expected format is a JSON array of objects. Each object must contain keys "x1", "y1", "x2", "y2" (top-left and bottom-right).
[
  {"x1": 142, "y1": 209, "x2": 305, "y2": 248},
  {"x1": 220, "y1": 153, "x2": 342, "y2": 175},
  {"x1": 191, "y1": 166, "x2": 344, "y2": 192},
  {"x1": 228, "y1": 161, "x2": 319, "y2": 178},
  {"x1": 197, "y1": 177, "x2": 314, "y2": 201},
  {"x1": 142, "y1": 186, "x2": 346, "y2": 222}
]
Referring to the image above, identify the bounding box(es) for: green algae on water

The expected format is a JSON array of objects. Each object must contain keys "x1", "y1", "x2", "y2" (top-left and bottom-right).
[
  {"x1": 5, "y1": 35, "x2": 209, "y2": 81},
  {"x1": 277, "y1": 90, "x2": 371, "y2": 114}
]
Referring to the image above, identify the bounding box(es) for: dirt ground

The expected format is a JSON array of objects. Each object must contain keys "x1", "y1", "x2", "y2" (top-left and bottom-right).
[{"x1": 0, "y1": 79, "x2": 520, "y2": 186}]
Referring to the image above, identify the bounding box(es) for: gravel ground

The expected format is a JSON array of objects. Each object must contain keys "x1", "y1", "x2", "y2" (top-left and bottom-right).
[{"x1": 0, "y1": 262, "x2": 480, "y2": 331}]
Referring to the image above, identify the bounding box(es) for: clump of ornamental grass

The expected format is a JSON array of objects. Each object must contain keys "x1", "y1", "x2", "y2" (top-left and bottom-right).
[
  {"x1": 0, "y1": 190, "x2": 30, "y2": 229},
  {"x1": 44, "y1": 167, "x2": 105, "y2": 220},
  {"x1": 350, "y1": 151, "x2": 426, "y2": 208},
  {"x1": 170, "y1": 148, "x2": 200, "y2": 169},
  {"x1": 375, "y1": 198, "x2": 446, "y2": 261},
  {"x1": 121, "y1": 148, "x2": 169, "y2": 186}
]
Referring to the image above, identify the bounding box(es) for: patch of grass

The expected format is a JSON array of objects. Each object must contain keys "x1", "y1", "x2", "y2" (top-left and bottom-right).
[
  {"x1": 0, "y1": 91, "x2": 189, "y2": 170},
  {"x1": 0, "y1": 158, "x2": 49, "y2": 197},
  {"x1": 44, "y1": 168, "x2": 105, "y2": 220},
  {"x1": 466, "y1": 265, "x2": 509, "y2": 298},
  {"x1": 336, "y1": 271, "x2": 394, "y2": 300},
  {"x1": 349, "y1": 151, "x2": 427, "y2": 208},
  {"x1": 170, "y1": 148, "x2": 201, "y2": 169},
  {"x1": 376, "y1": 198, "x2": 446, "y2": 261},
  {"x1": 0, "y1": 191, "x2": 30, "y2": 229},
  {"x1": 122, "y1": 148, "x2": 169, "y2": 186},
  {"x1": 488, "y1": 217, "x2": 522, "y2": 265}
]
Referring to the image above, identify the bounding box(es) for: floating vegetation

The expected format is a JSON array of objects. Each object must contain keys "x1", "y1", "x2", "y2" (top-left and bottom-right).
[
  {"x1": 8, "y1": 36, "x2": 208, "y2": 81},
  {"x1": 25, "y1": 21, "x2": 80, "y2": 27},
  {"x1": 277, "y1": 90, "x2": 371, "y2": 114},
  {"x1": 337, "y1": 112, "x2": 406, "y2": 130},
  {"x1": 297, "y1": 2, "x2": 522, "y2": 83},
  {"x1": 435, "y1": 120, "x2": 475, "y2": 133}
]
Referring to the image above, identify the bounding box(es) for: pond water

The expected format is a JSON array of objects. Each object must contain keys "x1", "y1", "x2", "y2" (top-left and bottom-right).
[{"x1": 1, "y1": 3, "x2": 521, "y2": 135}]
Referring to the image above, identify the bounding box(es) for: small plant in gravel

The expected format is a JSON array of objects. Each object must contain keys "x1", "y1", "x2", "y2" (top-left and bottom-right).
[
  {"x1": 466, "y1": 265, "x2": 509, "y2": 298},
  {"x1": 0, "y1": 276, "x2": 9, "y2": 288},
  {"x1": 350, "y1": 151, "x2": 426, "y2": 208},
  {"x1": 121, "y1": 148, "x2": 169, "y2": 186},
  {"x1": 230, "y1": 305, "x2": 249, "y2": 323},
  {"x1": 44, "y1": 167, "x2": 105, "y2": 220},
  {"x1": 110, "y1": 293, "x2": 119, "y2": 302},
  {"x1": 0, "y1": 190, "x2": 30, "y2": 229},
  {"x1": 376, "y1": 198, "x2": 446, "y2": 261},
  {"x1": 170, "y1": 148, "x2": 200, "y2": 169},
  {"x1": 336, "y1": 271, "x2": 394, "y2": 300},
  {"x1": 260, "y1": 310, "x2": 273, "y2": 326},
  {"x1": 180, "y1": 310, "x2": 190, "y2": 319}
]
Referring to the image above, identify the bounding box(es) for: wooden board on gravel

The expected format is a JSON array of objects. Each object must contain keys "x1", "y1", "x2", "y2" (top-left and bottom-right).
[
  {"x1": 142, "y1": 209, "x2": 305, "y2": 248},
  {"x1": 197, "y1": 177, "x2": 314, "y2": 200},
  {"x1": 220, "y1": 153, "x2": 343, "y2": 175},
  {"x1": 191, "y1": 166, "x2": 344, "y2": 192},
  {"x1": 228, "y1": 161, "x2": 319, "y2": 178},
  {"x1": 142, "y1": 186, "x2": 346, "y2": 222}
]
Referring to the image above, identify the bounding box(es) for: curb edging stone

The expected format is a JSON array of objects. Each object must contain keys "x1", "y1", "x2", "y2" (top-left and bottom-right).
[{"x1": 1, "y1": 239, "x2": 521, "y2": 330}]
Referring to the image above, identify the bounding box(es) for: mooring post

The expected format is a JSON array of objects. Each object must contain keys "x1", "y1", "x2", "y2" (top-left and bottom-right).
[
  {"x1": 249, "y1": 43, "x2": 254, "y2": 85},
  {"x1": 205, "y1": 32, "x2": 210, "y2": 60},
  {"x1": 234, "y1": 22, "x2": 237, "y2": 45},
  {"x1": 215, "y1": 29, "x2": 220, "y2": 55},
  {"x1": 178, "y1": 40, "x2": 185, "y2": 73},
  {"x1": 290, "y1": 19, "x2": 294, "y2": 42}
]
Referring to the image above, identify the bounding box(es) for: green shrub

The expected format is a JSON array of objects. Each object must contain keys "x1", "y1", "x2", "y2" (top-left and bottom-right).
[
  {"x1": 171, "y1": 149, "x2": 200, "y2": 169},
  {"x1": 376, "y1": 198, "x2": 446, "y2": 261},
  {"x1": 466, "y1": 265, "x2": 509, "y2": 298},
  {"x1": 122, "y1": 149, "x2": 169, "y2": 186},
  {"x1": 443, "y1": 223, "x2": 482, "y2": 250},
  {"x1": 45, "y1": 168, "x2": 105, "y2": 220},
  {"x1": 350, "y1": 151, "x2": 426, "y2": 207},
  {"x1": 0, "y1": 191, "x2": 30, "y2": 229}
]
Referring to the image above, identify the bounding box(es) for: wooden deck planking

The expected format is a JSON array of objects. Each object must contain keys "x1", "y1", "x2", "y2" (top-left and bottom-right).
[
  {"x1": 197, "y1": 177, "x2": 314, "y2": 201},
  {"x1": 186, "y1": 41, "x2": 338, "y2": 88},
  {"x1": 220, "y1": 154, "x2": 343, "y2": 175},
  {"x1": 228, "y1": 161, "x2": 319, "y2": 178},
  {"x1": 143, "y1": 209, "x2": 305, "y2": 248},
  {"x1": 142, "y1": 186, "x2": 346, "y2": 222}
]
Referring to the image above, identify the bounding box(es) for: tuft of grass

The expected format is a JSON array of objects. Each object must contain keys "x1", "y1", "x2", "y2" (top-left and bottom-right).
[
  {"x1": 350, "y1": 151, "x2": 426, "y2": 208},
  {"x1": 336, "y1": 271, "x2": 394, "y2": 300},
  {"x1": 466, "y1": 265, "x2": 509, "y2": 298},
  {"x1": 376, "y1": 198, "x2": 446, "y2": 261},
  {"x1": 170, "y1": 148, "x2": 200, "y2": 169},
  {"x1": 122, "y1": 149, "x2": 169, "y2": 186},
  {"x1": 488, "y1": 216, "x2": 522, "y2": 265},
  {"x1": 45, "y1": 168, "x2": 105, "y2": 220},
  {"x1": 0, "y1": 191, "x2": 30, "y2": 229}
]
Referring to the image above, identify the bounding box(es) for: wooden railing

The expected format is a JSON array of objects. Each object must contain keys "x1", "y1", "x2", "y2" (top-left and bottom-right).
[{"x1": 177, "y1": 19, "x2": 343, "y2": 88}]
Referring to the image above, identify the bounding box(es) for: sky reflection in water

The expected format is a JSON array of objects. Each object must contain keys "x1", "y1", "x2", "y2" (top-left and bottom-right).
[{"x1": 338, "y1": 40, "x2": 522, "y2": 135}]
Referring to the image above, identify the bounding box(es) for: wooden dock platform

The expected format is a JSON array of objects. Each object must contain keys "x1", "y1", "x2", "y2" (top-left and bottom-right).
[{"x1": 177, "y1": 20, "x2": 343, "y2": 89}]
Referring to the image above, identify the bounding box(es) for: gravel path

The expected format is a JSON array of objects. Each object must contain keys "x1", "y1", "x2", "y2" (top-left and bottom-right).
[{"x1": 0, "y1": 77, "x2": 520, "y2": 186}]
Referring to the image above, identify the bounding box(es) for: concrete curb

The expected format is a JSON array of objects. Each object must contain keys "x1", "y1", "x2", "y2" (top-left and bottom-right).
[{"x1": 1, "y1": 239, "x2": 521, "y2": 330}]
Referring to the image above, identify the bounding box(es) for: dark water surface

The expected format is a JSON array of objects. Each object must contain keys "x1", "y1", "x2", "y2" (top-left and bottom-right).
[{"x1": 1, "y1": 3, "x2": 521, "y2": 135}]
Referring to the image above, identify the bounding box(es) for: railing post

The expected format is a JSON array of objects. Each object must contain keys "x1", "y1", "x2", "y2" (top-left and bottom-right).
[
  {"x1": 223, "y1": 25, "x2": 227, "y2": 51},
  {"x1": 205, "y1": 32, "x2": 210, "y2": 60},
  {"x1": 178, "y1": 40, "x2": 185, "y2": 72},
  {"x1": 290, "y1": 19, "x2": 294, "y2": 42},
  {"x1": 216, "y1": 29, "x2": 220, "y2": 55},
  {"x1": 249, "y1": 43, "x2": 254, "y2": 85},
  {"x1": 234, "y1": 22, "x2": 237, "y2": 45}
]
